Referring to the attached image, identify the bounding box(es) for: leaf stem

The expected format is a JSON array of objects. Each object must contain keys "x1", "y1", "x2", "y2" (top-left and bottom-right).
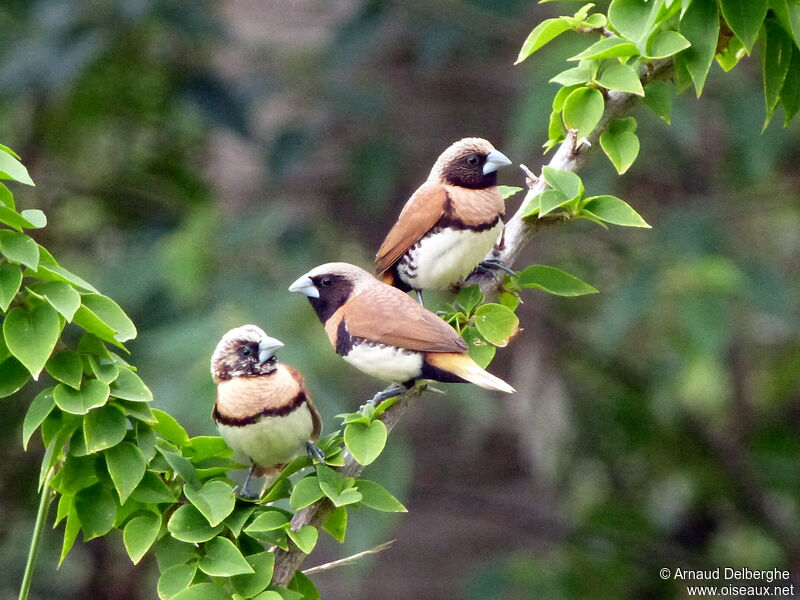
[{"x1": 19, "y1": 467, "x2": 55, "y2": 600}]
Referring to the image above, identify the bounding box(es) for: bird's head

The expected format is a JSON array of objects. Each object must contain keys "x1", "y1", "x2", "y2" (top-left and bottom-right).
[
  {"x1": 210, "y1": 324, "x2": 284, "y2": 381},
  {"x1": 429, "y1": 137, "x2": 511, "y2": 189},
  {"x1": 289, "y1": 262, "x2": 374, "y2": 323}
]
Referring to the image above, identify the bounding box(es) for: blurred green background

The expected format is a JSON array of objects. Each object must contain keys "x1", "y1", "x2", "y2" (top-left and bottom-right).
[{"x1": 1, "y1": 1, "x2": 799, "y2": 598}]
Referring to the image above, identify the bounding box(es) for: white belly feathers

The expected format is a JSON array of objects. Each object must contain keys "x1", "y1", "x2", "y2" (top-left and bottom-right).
[
  {"x1": 216, "y1": 403, "x2": 314, "y2": 468},
  {"x1": 398, "y1": 222, "x2": 502, "y2": 290},
  {"x1": 343, "y1": 342, "x2": 423, "y2": 383}
]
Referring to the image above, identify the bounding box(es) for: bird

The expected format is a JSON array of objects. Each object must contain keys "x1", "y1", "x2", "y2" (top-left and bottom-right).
[
  {"x1": 375, "y1": 137, "x2": 514, "y2": 304},
  {"x1": 210, "y1": 324, "x2": 323, "y2": 498},
  {"x1": 289, "y1": 262, "x2": 514, "y2": 403}
]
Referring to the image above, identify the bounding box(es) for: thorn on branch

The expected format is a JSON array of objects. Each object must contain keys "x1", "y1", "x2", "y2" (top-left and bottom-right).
[
  {"x1": 302, "y1": 539, "x2": 397, "y2": 575},
  {"x1": 519, "y1": 163, "x2": 538, "y2": 189}
]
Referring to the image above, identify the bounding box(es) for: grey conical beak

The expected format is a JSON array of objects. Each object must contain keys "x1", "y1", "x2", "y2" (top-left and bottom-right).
[
  {"x1": 288, "y1": 274, "x2": 319, "y2": 298},
  {"x1": 258, "y1": 336, "x2": 284, "y2": 363},
  {"x1": 483, "y1": 149, "x2": 512, "y2": 175}
]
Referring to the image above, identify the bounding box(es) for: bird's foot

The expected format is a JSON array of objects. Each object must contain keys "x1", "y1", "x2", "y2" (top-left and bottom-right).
[
  {"x1": 414, "y1": 290, "x2": 425, "y2": 305},
  {"x1": 477, "y1": 258, "x2": 516, "y2": 277},
  {"x1": 361, "y1": 383, "x2": 407, "y2": 411},
  {"x1": 306, "y1": 441, "x2": 325, "y2": 463}
]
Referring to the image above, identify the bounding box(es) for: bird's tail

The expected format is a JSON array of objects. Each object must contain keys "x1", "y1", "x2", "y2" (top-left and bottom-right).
[{"x1": 427, "y1": 353, "x2": 515, "y2": 394}]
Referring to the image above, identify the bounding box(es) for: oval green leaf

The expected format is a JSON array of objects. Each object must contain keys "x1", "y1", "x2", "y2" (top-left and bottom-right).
[
  {"x1": 183, "y1": 480, "x2": 235, "y2": 527},
  {"x1": 344, "y1": 420, "x2": 387, "y2": 466},
  {"x1": 170, "y1": 583, "x2": 231, "y2": 600},
  {"x1": 473, "y1": 303, "x2": 519, "y2": 347},
  {"x1": 84, "y1": 404, "x2": 127, "y2": 453},
  {"x1": 0, "y1": 151, "x2": 34, "y2": 185},
  {"x1": 123, "y1": 512, "x2": 162, "y2": 565},
  {"x1": 168, "y1": 504, "x2": 223, "y2": 543},
  {"x1": 105, "y1": 441, "x2": 147, "y2": 503},
  {"x1": 0, "y1": 229, "x2": 39, "y2": 269},
  {"x1": 74, "y1": 483, "x2": 118, "y2": 540},
  {"x1": 0, "y1": 356, "x2": 31, "y2": 398},
  {"x1": 198, "y1": 536, "x2": 254, "y2": 577},
  {"x1": 646, "y1": 30, "x2": 691, "y2": 59},
  {"x1": 245, "y1": 510, "x2": 290, "y2": 532},
  {"x1": 23, "y1": 388, "x2": 55, "y2": 449},
  {"x1": 720, "y1": 0, "x2": 768, "y2": 52},
  {"x1": 356, "y1": 479, "x2": 408, "y2": 512},
  {"x1": 582, "y1": 195, "x2": 651, "y2": 227},
  {"x1": 111, "y1": 367, "x2": 153, "y2": 402},
  {"x1": 54, "y1": 379, "x2": 110, "y2": 415},
  {"x1": 569, "y1": 36, "x2": 639, "y2": 61},
  {"x1": 597, "y1": 63, "x2": 644, "y2": 96},
  {"x1": 4, "y1": 303, "x2": 62, "y2": 378},
  {"x1": 599, "y1": 130, "x2": 641, "y2": 174},
  {"x1": 158, "y1": 563, "x2": 197, "y2": 600},
  {"x1": 516, "y1": 18, "x2": 572, "y2": 64},
  {"x1": 0, "y1": 262, "x2": 22, "y2": 310},
  {"x1": 232, "y1": 551, "x2": 275, "y2": 598},
  {"x1": 289, "y1": 476, "x2": 325, "y2": 510},
  {"x1": 519, "y1": 265, "x2": 599, "y2": 296},
  {"x1": 462, "y1": 326, "x2": 496, "y2": 369},
  {"x1": 287, "y1": 525, "x2": 318, "y2": 554},
  {"x1": 38, "y1": 281, "x2": 82, "y2": 321},
  {"x1": 562, "y1": 87, "x2": 605, "y2": 138},
  {"x1": 46, "y1": 350, "x2": 83, "y2": 389}
]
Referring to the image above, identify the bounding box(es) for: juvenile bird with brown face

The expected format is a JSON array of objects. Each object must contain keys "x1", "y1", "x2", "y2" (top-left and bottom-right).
[
  {"x1": 210, "y1": 325, "x2": 322, "y2": 498},
  {"x1": 289, "y1": 263, "x2": 514, "y2": 402},
  {"x1": 375, "y1": 137, "x2": 514, "y2": 304}
]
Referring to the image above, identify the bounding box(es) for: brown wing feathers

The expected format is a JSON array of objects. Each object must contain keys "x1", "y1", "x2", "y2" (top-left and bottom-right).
[{"x1": 332, "y1": 286, "x2": 467, "y2": 353}]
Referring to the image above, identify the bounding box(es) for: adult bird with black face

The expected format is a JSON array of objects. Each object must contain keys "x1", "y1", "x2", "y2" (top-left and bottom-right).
[
  {"x1": 289, "y1": 262, "x2": 514, "y2": 403},
  {"x1": 375, "y1": 137, "x2": 515, "y2": 304},
  {"x1": 210, "y1": 324, "x2": 323, "y2": 498}
]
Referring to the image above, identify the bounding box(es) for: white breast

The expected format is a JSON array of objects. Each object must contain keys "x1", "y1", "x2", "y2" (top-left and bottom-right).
[
  {"x1": 343, "y1": 342, "x2": 424, "y2": 383},
  {"x1": 398, "y1": 222, "x2": 503, "y2": 290},
  {"x1": 216, "y1": 403, "x2": 314, "y2": 468}
]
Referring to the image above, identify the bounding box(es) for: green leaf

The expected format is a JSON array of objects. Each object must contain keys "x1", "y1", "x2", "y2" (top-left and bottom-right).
[
  {"x1": 542, "y1": 166, "x2": 583, "y2": 201},
  {"x1": 75, "y1": 484, "x2": 118, "y2": 540},
  {"x1": 0, "y1": 151, "x2": 34, "y2": 185},
  {"x1": 771, "y1": 0, "x2": 800, "y2": 46},
  {"x1": 20, "y1": 209, "x2": 46, "y2": 228},
  {"x1": 646, "y1": 30, "x2": 691, "y2": 58},
  {"x1": 171, "y1": 584, "x2": 231, "y2": 600},
  {"x1": 52, "y1": 455, "x2": 98, "y2": 494},
  {"x1": 473, "y1": 303, "x2": 519, "y2": 347},
  {"x1": 583, "y1": 195, "x2": 651, "y2": 227},
  {"x1": 562, "y1": 87, "x2": 605, "y2": 138},
  {"x1": 184, "y1": 480, "x2": 236, "y2": 527},
  {"x1": 287, "y1": 525, "x2": 318, "y2": 554},
  {"x1": 781, "y1": 49, "x2": 800, "y2": 124},
  {"x1": 35, "y1": 262, "x2": 98, "y2": 293},
  {"x1": 158, "y1": 563, "x2": 197, "y2": 600},
  {"x1": 105, "y1": 442, "x2": 147, "y2": 503},
  {"x1": 225, "y1": 506, "x2": 256, "y2": 537},
  {"x1": 54, "y1": 379, "x2": 110, "y2": 415},
  {"x1": 155, "y1": 535, "x2": 198, "y2": 571},
  {"x1": 159, "y1": 447, "x2": 200, "y2": 488},
  {"x1": 597, "y1": 63, "x2": 644, "y2": 95},
  {"x1": 515, "y1": 18, "x2": 573, "y2": 64},
  {"x1": 716, "y1": 34, "x2": 747, "y2": 71},
  {"x1": 46, "y1": 351, "x2": 83, "y2": 389},
  {"x1": 608, "y1": 0, "x2": 653, "y2": 41},
  {"x1": 761, "y1": 19, "x2": 795, "y2": 127},
  {"x1": 544, "y1": 110, "x2": 566, "y2": 153},
  {"x1": 519, "y1": 265, "x2": 599, "y2": 296},
  {"x1": 356, "y1": 479, "x2": 407, "y2": 512},
  {"x1": 59, "y1": 505, "x2": 81, "y2": 565},
  {"x1": 549, "y1": 64, "x2": 593, "y2": 87},
  {"x1": 454, "y1": 285, "x2": 483, "y2": 314},
  {"x1": 245, "y1": 510, "x2": 290, "y2": 532},
  {"x1": 38, "y1": 281, "x2": 82, "y2": 321},
  {"x1": 643, "y1": 80, "x2": 675, "y2": 123},
  {"x1": 344, "y1": 420, "x2": 387, "y2": 466},
  {"x1": 0, "y1": 356, "x2": 31, "y2": 398},
  {"x1": 198, "y1": 536, "x2": 254, "y2": 576},
  {"x1": 289, "y1": 571, "x2": 320, "y2": 600},
  {"x1": 316, "y1": 464, "x2": 363, "y2": 507},
  {"x1": 4, "y1": 303, "x2": 62, "y2": 378},
  {"x1": 152, "y1": 408, "x2": 191, "y2": 446},
  {"x1": 131, "y1": 471, "x2": 178, "y2": 504},
  {"x1": 677, "y1": 0, "x2": 720, "y2": 96},
  {"x1": 323, "y1": 506, "x2": 348, "y2": 543},
  {"x1": 253, "y1": 592, "x2": 284, "y2": 600},
  {"x1": 75, "y1": 293, "x2": 137, "y2": 344},
  {"x1": 720, "y1": 0, "x2": 769, "y2": 52},
  {"x1": 537, "y1": 189, "x2": 571, "y2": 217},
  {"x1": 569, "y1": 37, "x2": 640, "y2": 61},
  {"x1": 111, "y1": 367, "x2": 153, "y2": 402},
  {"x1": 168, "y1": 504, "x2": 223, "y2": 543},
  {"x1": 232, "y1": 551, "x2": 275, "y2": 598},
  {"x1": 0, "y1": 230, "x2": 39, "y2": 269},
  {"x1": 88, "y1": 355, "x2": 119, "y2": 383},
  {"x1": 84, "y1": 404, "x2": 127, "y2": 452},
  {"x1": 188, "y1": 436, "x2": 232, "y2": 462},
  {"x1": 23, "y1": 388, "x2": 55, "y2": 449},
  {"x1": 289, "y1": 476, "x2": 325, "y2": 510},
  {"x1": 123, "y1": 512, "x2": 161, "y2": 564},
  {"x1": 498, "y1": 185, "x2": 523, "y2": 200},
  {"x1": 600, "y1": 130, "x2": 641, "y2": 174},
  {"x1": 462, "y1": 326, "x2": 496, "y2": 369},
  {"x1": 0, "y1": 262, "x2": 22, "y2": 310}
]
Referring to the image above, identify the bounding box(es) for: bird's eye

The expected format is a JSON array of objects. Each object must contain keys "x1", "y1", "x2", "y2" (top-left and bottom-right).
[
  {"x1": 240, "y1": 346, "x2": 252, "y2": 357},
  {"x1": 320, "y1": 276, "x2": 333, "y2": 287},
  {"x1": 466, "y1": 154, "x2": 480, "y2": 166}
]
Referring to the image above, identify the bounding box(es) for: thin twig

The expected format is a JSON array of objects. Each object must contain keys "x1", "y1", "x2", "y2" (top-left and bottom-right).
[
  {"x1": 271, "y1": 389, "x2": 422, "y2": 586},
  {"x1": 302, "y1": 540, "x2": 397, "y2": 576}
]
